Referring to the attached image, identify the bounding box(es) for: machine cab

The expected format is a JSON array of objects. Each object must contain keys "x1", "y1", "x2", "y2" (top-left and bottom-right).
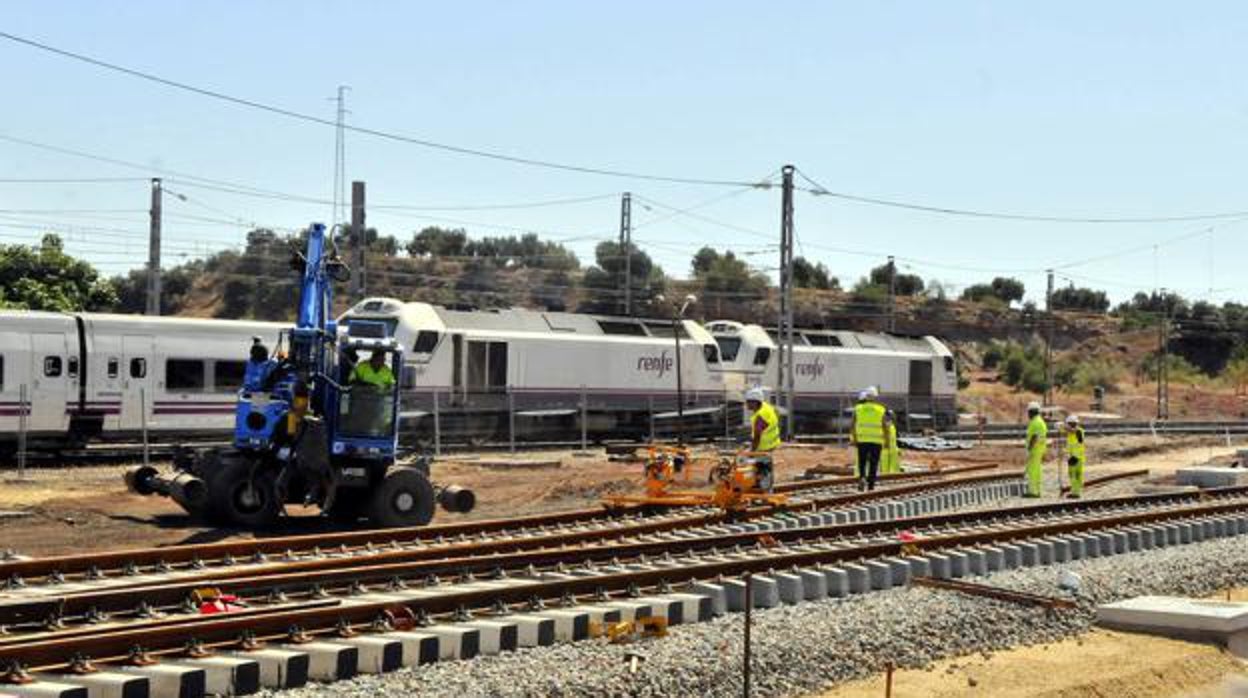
[{"x1": 333, "y1": 322, "x2": 403, "y2": 458}]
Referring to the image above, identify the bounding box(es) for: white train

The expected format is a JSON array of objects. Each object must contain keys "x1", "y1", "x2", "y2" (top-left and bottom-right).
[
  {"x1": 340, "y1": 298, "x2": 730, "y2": 443},
  {"x1": 0, "y1": 310, "x2": 284, "y2": 454},
  {"x1": 0, "y1": 302, "x2": 958, "y2": 454},
  {"x1": 705, "y1": 321, "x2": 958, "y2": 429}
]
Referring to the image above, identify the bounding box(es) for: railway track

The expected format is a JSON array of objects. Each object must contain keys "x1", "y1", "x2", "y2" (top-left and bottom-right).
[{"x1": 2, "y1": 467, "x2": 1221, "y2": 698}]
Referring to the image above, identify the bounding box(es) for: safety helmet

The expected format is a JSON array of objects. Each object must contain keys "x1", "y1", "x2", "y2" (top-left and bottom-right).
[
  {"x1": 744, "y1": 387, "x2": 766, "y2": 403},
  {"x1": 865, "y1": 386, "x2": 880, "y2": 398},
  {"x1": 1065, "y1": 414, "x2": 1080, "y2": 426},
  {"x1": 1027, "y1": 401, "x2": 1042, "y2": 413},
  {"x1": 856, "y1": 390, "x2": 869, "y2": 402}
]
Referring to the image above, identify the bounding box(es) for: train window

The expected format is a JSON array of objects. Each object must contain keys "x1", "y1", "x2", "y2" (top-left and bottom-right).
[
  {"x1": 0, "y1": 355, "x2": 4, "y2": 390},
  {"x1": 597, "y1": 320, "x2": 647, "y2": 336},
  {"x1": 67, "y1": 356, "x2": 79, "y2": 379},
  {"x1": 107, "y1": 358, "x2": 119, "y2": 379},
  {"x1": 702, "y1": 344, "x2": 720, "y2": 365},
  {"x1": 944, "y1": 356, "x2": 955, "y2": 373},
  {"x1": 412, "y1": 331, "x2": 440, "y2": 353},
  {"x1": 166, "y1": 359, "x2": 205, "y2": 392},
  {"x1": 401, "y1": 364, "x2": 419, "y2": 389},
  {"x1": 130, "y1": 358, "x2": 147, "y2": 379},
  {"x1": 715, "y1": 337, "x2": 742, "y2": 361},
  {"x1": 644, "y1": 322, "x2": 689, "y2": 339},
  {"x1": 753, "y1": 347, "x2": 771, "y2": 366},
  {"x1": 487, "y1": 342, "x2": 508, "y2": 388},
  {"x1": 44, "y1": 356, "x2": 62, "y2": 377},
  {"x1": 212, "y1": 361, "x2": 247, "y2": 392},
  {"x1": 803, "y1": 334, "x2": 843, "y2": 347}
]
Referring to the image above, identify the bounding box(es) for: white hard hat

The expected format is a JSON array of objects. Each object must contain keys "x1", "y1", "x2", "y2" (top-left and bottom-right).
[
  {"x1": 1027, "y1": 401, "x2": 1042, "y2": 412},
  {"x1": 744, "y1": 387, "x2": 766, "y2": 403},
  {"x1": 1065, "y1": 414, "x2": 1080, "y2": 426},
  {"x1": 864, "y1": 386, "x2": 879, "y2": 398},
  {"x1": 856, "y1": 390, "x2": 869, "y2": 401}
]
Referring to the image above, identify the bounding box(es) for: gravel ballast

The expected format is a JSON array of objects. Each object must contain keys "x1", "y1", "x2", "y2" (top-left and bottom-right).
[{"x1": 265, "y1": 533, "x2": 1248, "y2": 698}]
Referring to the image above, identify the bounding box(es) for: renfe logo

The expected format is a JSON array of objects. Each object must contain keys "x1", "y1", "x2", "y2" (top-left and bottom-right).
[
  {"x1": 795, "y1": 357, "x2": 825, "y2": 381},
  {"x1": 637, "y1": 350, "x2": 673, "y2": 378}
]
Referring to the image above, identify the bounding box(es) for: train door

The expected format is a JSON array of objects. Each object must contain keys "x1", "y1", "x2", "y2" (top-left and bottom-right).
[
  {"x1": 28, "y1": 332, "x2": 71, "y2": 431},
  {"x1": 466, "y1": 341, "x2": 508, "y2": 395},
  {"x1": 119, "y1": 335, "x2": 154, "y2": 430},
  {"x1": 451, "y1": 333, "x2": 464, "y2": 405}
]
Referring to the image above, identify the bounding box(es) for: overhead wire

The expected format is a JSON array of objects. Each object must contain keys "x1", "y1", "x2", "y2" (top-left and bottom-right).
[{"x1": 0, "y1": 31, "x2": 771, "y2": 188}]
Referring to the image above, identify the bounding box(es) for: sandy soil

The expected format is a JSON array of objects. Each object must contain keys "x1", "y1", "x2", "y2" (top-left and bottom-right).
[
  {"x1": 0, "y1": 434, "x2": 1226, "y2": 558},
  {"x1": 819, "y1": 629, "x2": 1246, "y2": 698}
]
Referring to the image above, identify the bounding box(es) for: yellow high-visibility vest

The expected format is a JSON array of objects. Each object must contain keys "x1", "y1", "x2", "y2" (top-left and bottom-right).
[
  {"x1": 351, "y1": 361, "x2": 395, "y2": 388},
  {"x1": 854, "y1": 401, "x2": 886, "y2": 444},
  {"x1": 1066, "y1": 426, "x2": 1085, "y2": 462},
  {"x1": 752, "y1": 401, "x2": 781, "y2": 452}
]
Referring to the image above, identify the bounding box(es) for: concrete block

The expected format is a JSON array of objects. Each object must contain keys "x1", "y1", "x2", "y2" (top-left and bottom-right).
[
  {"x1": 772, "y1": 571, "x2": 805, "y2": 604},
  {"x1": 689, "y1": 581, "x2": 728, "y2": 615},
  {"x1": 338, "y1": 635, "x2": 403, "y2": 673},
  {"x1": 120, "y1": 664, "x2": 205, "y2": 698},
  {"x1": 1099, "y1": 595, "x2": 1248, "y2": 639},
  {"x1": 924, "y1": 553, "x2": 952, "y2": 579},
  {"x1": 461, "y1": 620, "x2": 519, "y2": 654},
  {"x1": 982, "y1": 546, "x2": 1005, "y2": 572},
  {"x1": 723, "y1": 576, "x2": 779, "y2": 611},
  {"x1": 285, "y1": 641, "x2": 358, "y2": 682},
  {"x1": 1051, "y1": 538, "x2": 1071, "y2": 563},
  {"x1": 884, "y1": 557, "x2": 912, "y2": 586},
  {"x1": 843, "y1": 564, "x2": 871, "y2": 593},
  {"x1": 865, "y1": 560, "x2": 893, "y2": 590},
  {"x1": 998, "y1": 544, "x2": 1022, "y2": 569},
  {"x1": 822, "y1": 567, "x2": 850, "y2": 597},
  {"x1": 226, "y1": 648, "x2": 308, "y2": 689},
  {"x1": 3, "y1": 683, "x2": 87, "y2": 698},
  {"x1": 385, "y1": 631, "x2": 440, "y2": 666},
  {"x1": 1175, "y1": 467, "x2": 1248, "y2": 488},
  {"x1": 35, "y1": 674, "x2": 145, "y2": 698},
  {"x1": 173, "y1": 656, "x2": 260, "y2": 697},
  {"x1": 423, "y1": 625, "x2": 481, "y2": 659},
  {"x1": 964, "y1": 549, "x2": 987, "y2": 577},
  {"x1": 798, "y1": 568, "x2": 829, "y2": 600},
  {"x1": 1177, "y1": 522, "x2": 1194, "y2": 544},
  {"x1": 535, "y1": 609, "x2": 590, "y2": 641},
  {"x1": 946, "y1": 550, "x2": 968, "y2": 578},
  {"x1": 602, "y1": 600, "x2": 654, "y2": 622},
  {"x1": 665, "y1": 592, "x2": 714, "y2": 623},
  {"x1": 1111, "y1": 531, "x2": 1129, "y2": 554},
  {"x1": 903, "y1": 556, "x2": 930, "y2": 579},
  {"x1": 500, "y1": 614, "x2": 557, "y2": 647},
  {"x1": 1017, "y1": 541, "x2": 1040, "y2": 567},
  {"x1": 1035, "y1": 539, "x2": 1056, "y2": 565},
  {"x1": 1191, "y1": 521, "x2": 1207, "y2": 542}
]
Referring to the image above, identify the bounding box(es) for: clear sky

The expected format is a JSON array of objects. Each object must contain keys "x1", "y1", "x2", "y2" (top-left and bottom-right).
[{"x1": 4, "y1": 1, "x2": 1248, "y2": 306}]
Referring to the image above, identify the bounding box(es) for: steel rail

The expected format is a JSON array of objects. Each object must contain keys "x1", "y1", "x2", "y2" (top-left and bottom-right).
[
  {"x1": 1061, "y1": 468, "x2": 1149, "y2": 495},
  {"x1": 3, "y1": 495, "x2": 1246, "y2": 673},
  {"x1": 0, "y1": 465, "x2": 997, "y2": 582},
  {"x1": 0, "y1": 477, "x2": 1227, "y2": 630}
]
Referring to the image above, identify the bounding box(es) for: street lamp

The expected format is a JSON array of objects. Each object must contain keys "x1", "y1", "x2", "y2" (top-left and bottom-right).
[{"x1": 654, "y1": 294, "x2": 698, "y2": 445}]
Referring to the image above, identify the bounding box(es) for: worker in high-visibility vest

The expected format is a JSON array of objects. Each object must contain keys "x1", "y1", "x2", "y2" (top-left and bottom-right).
[
  {"x1": 350, "y1": 351, "x2": 396, "y2": 389},
  {"x1": 744, "y1": 387, "x2": 779, "y2": 491},
  {"x1": 881, "y1": 409, "x2": 901, "y2": 475},
  {"x1": 1024, "y1": 401, "x2": 1048, "y2": 497},
  {"x1": 850, "y1": 386, "x2": 891, "y2": 491},
  {"x1": 1064, "y1": 414, "x2": 1086, "y2": 498}
]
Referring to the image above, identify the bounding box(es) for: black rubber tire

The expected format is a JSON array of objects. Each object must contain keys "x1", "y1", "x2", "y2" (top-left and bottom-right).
[
  {"x1": 209, "y1": 457, "x2": 281, "y2": 528},
  {"x1": 367, "y1": 467, "x2": 435, "y2": 528}
]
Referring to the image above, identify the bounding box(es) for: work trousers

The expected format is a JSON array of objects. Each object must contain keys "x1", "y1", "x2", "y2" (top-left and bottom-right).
[
  {"x1": 856, "y1": 443, "x2": 883, "y2": 491},
  {"x1": 1025, "y1": 448, "x2": 1045, "y2": 497},
  {"x1": 1067, "y1": 457, "x2": 1085, "y2": 497}
]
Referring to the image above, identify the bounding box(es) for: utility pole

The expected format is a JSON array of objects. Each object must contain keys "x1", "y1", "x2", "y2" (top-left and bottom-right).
[
  {"x1": 146, "y1": 178, "x2": 162, "y2": 316},
  {"x1": 620, "y1": 192, "x2": 632, "y2": 316},
  {"x1": 1157, "y1": 288, "x2": 1169, "y2": 420},
  {"x1": 1043, "y1": 269, "x2": 1054, "y2": 407},
  {"x1": 886, "y1": 255, "x2": 897, "y2": 333},
  {"x1": 776, "y1": 165, "x2": 796, "y2": 439},
  {"x1": 350, "y1": 181, "x2": 366, "y2": 300}
]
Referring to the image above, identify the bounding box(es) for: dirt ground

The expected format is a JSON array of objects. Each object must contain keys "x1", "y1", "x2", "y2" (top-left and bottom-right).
[
  {"x1": 0, "y1": 433, "x2": 1230, "y2": 558},
  {"x1": 820, "y1": 629, "x2": 1247, "y2": 698}
]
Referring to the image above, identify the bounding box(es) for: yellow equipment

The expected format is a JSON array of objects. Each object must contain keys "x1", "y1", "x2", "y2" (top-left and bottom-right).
[{"x1": 603, "y1": 447, "x2": 787, "y2": 511}]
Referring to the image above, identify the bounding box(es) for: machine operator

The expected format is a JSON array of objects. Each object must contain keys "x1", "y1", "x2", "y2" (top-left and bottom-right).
[
  {"x1": 744, "y1": 387, "x2": 780, "y2": 491},
  {"x1": 350, "y1": 350, "x2": 396, "y2": 389},
  {"x1": 243, "y1": 337, "x2": 276, "y2": 392}
]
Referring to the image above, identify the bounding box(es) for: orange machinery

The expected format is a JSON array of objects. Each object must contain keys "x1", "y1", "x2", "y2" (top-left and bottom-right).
[{"x1": 603, "y1": 445, "x2": 787, "y2": 511}]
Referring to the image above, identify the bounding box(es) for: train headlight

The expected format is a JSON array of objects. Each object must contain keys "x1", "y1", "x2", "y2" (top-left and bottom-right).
[{"x1": 332, "y1": 442, "x2": 346, "y2": 454}]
